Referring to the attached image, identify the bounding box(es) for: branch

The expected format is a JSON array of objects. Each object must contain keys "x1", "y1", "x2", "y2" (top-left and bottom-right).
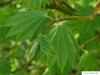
[
  {"x1": 49, "y1": 15, "x2": 93, "y2": 25},
  {"x1": 41, "y1": 15, "x2": 93, "y2": 34}
]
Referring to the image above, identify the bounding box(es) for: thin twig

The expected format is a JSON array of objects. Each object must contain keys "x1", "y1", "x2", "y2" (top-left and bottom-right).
[{"x1": 49, "y1": 15, "x2": 92, "y2": 25}]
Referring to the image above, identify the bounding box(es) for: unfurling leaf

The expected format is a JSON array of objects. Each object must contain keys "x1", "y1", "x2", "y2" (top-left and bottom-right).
[{"x1": 28, "y1": 35, "x2": 54, "y2": 62}]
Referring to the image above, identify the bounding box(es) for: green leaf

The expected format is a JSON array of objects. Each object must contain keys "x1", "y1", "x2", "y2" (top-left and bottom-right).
[
  {"x1": 94, "y1": 16, "x2": 100, "y2": 31},
  {"x1": 43, "y1": 63, "x2": 61, "y2": 75},
  {"x1": 0, "y1": 58, "x2": 11, "y2": 75},
  {"x1": 0, "y1": 25, "x2": 10, "y2": 42},
  {"x1": 75, "y1": 0, "x2": 95, "y2": 16},
  {"x1": 43, "y1": 61, "x2": 72, "y2": 75},
  {"x1": 77, "y1": 6, "x2": 94, "y2": 16},
  {"x1": 18, "y1": 0, "x2": 54, "y2": 9},
  {"x1": 28, "y1": 38, "x2": 39, "y2": 59},
  {"x1": 48, "y1": 24, "x2": 79, "y2": 71},
  {"x1": 6, "y1": 10, "x2": 52, "y2": 40},
  {"x1": 72, "y1": 16, "x2": 100, "y2": 43},
  {"x1": 77, "y1": 20, "x2": 95, "y2": 42},
  {"x1": 28, "y1": 35, "x2": 54, "y2": 62},
  {"x1": 78, "y1": 51, "x2": 98, "y2": 71},
  {"x1": 0, "y1": 5, "x2": 16, "y2": 24}
]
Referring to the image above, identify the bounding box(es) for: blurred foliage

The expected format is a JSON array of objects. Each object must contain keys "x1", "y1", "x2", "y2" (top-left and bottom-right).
[{"x1": 0, "y1": 0, "x2": 100, "y2": 75}]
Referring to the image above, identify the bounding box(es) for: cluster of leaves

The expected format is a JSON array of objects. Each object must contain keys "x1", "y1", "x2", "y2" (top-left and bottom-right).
[{"x1": 0, "y1": 0, "x2": 100, "y2": 75}]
